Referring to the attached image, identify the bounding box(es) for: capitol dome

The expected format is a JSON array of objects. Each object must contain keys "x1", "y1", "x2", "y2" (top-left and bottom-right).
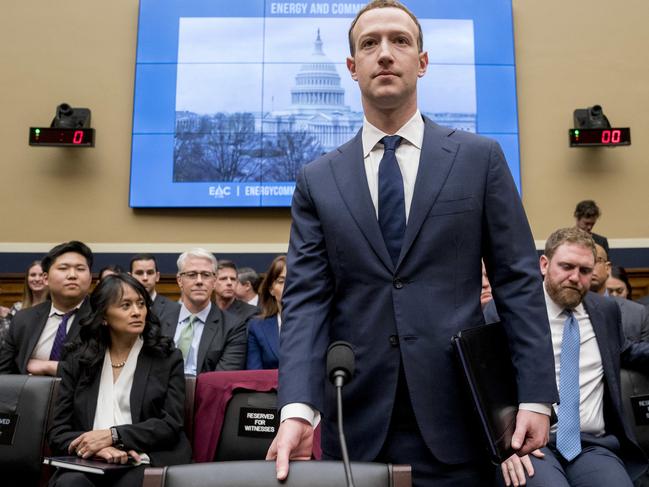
[{"x1": 290, "y1": 29, "x2": 346, "y2": 110}]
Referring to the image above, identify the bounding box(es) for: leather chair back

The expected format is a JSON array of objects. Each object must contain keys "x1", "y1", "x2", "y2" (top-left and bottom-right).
[
  {"x1": 144, "y1": 460, "x2": 411, "y2": 487},
  {"x1": 0, "y1": 375, "x2": 57, "y2": 485},
  {"x1": 214, "y1": 390, "x2": 277, "y2": 461}
]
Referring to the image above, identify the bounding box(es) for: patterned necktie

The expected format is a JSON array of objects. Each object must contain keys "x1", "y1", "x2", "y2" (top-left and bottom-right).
[
  {"x1": 556, "y1": 310, "x2": 582, "y2": 461},
  {"x1": 177, "y1": 315, "x2": 196, "y2": 361},
  {"x1": 378, "y1": 135, "x2": 405, "y2": 266},
  {"x1": 49, "y1": 309, "x2": 77, "y2": 361}
]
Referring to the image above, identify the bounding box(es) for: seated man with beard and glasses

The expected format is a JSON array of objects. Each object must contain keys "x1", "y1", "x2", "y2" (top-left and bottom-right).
[{"x1": 500, "y1": 227, "x2": 649, "y2": 487}]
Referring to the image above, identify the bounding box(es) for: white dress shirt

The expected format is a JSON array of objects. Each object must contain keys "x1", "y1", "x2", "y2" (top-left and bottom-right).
[
  {"x1": 174, "y1": 302, "x2": 209, "y2": 376},
  {"x1": 545, "y1": 286, "x2": 605, "y2": 436},
  {"x1": 31, "y1": 301, "x2": 83, "y2": 360}
]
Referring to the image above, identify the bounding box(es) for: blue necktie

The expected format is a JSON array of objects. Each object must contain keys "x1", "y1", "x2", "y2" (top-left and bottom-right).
[
  {"x1": 556, "y1": 310, "x2": 582, "y2": 461},
  {"x1": 49, "y1": 309, "x2": 76, "y2": 361},
  {"x1": 378, "y1": 135, "x2": 405, "y2": 266}
]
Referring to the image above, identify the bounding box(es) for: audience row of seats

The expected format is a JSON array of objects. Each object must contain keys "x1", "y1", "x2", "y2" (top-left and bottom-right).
[{"x1": 0, "y1": 370, "x2": 410, "y2": 487}]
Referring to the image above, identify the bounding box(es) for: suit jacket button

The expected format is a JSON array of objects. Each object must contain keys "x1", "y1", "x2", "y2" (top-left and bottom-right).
[
  {"x1": 393, "y1": 278, "x2": 403, "y2": 289},
  {"x1": 389, "y1": 335, "x2": 399, "y2": 347}
]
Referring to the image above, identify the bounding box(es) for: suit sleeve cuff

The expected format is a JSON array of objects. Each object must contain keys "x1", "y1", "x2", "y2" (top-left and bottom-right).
[
  {"x1": 280, "y1": 403, "x2": 321, "y2": 428},
  {"x1": 519, "y1": 403, "x2": 552, "y2": 416}
]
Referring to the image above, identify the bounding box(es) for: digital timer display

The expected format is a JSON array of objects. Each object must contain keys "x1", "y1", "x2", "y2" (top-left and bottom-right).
[
  {"x1": 569, "y1": 128, "x2": 630, "y2": 147},
  {"x1": 29, "y1": 127, "x2": 95, "y2": 147}
]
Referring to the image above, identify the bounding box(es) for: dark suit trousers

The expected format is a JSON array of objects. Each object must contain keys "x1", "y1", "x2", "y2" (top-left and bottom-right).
[
  {"x1": 521, "y1": 434, "x2": 633, "y2": 487},
  {"x1": 374, "y1": 366, "x2": 495, "y2": 487}
]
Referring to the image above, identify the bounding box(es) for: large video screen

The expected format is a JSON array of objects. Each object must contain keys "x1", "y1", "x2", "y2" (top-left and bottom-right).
[{"x1": 130, "y1": 0, "x2": 519, "y2": 207}]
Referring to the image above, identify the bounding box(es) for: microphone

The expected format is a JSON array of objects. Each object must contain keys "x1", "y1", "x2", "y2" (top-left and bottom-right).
[{"x1": 326, "y1": 341, "x2": 356, "y2": 487}]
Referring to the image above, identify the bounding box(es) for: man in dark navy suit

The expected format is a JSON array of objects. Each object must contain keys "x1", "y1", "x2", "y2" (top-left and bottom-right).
[{"x1": 267, "y1": 1, "x2": 558, "y2": 485}]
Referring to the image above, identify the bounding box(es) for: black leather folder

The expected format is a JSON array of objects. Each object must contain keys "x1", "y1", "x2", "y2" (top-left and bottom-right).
[
  {"x1": 43, "y1": 456, "x2": 138, "y2": 474},
  {"x1": 452, "y1": 322, "x2": 518, "y2": 464}
]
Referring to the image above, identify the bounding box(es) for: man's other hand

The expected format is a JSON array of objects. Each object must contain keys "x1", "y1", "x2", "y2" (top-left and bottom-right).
[
  {"x1": 511, "y1": 409, "x2": 550, "y2": 456},
  {"x1": 266, "y1": 418, "x2": 314, "y2": 480},
  {"x1": 501, "y1": 449, "x2": 544, "y2": 486}
]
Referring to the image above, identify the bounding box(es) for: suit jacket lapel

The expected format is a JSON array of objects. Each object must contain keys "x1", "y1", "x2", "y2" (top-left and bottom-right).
[
  {"x1": 66, "y1": 298, "x2": 91, "y2": 343},
  {"x1": 130, "y1": 352, "x2": 151, "y2": 423},
  {"x1": 24, "y1": 306, "x2": 50, "y2": 366},
  {"x1": 330, "y1": 130, "x2": 394, "y2": 270},
  {"x1": 83, "y1": 370, "x2": 102, "y2": 429},
  {"x1": 162, "y1": 307, "x2": 181, "y2": 337},
  {"x1": 583, "y1": 295, "x2": 616, "y2": 384},
  {"x1": 399, "y1": 118, "x2": 459, "y2": 267},
  {"x1": 197, "y1": 307, "x2": 220, "y2": 373}
]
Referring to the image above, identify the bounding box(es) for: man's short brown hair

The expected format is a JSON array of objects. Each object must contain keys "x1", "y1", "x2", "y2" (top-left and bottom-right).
[
  {"x1": 574, "y1": 200, "x2": 601, "y2": 220},
  {"x1": 348, "y1": 0, "x2": 424, "y2": 55},
  {"x1": 544, "y1": 227, "x2": 596, "y2": 261}
]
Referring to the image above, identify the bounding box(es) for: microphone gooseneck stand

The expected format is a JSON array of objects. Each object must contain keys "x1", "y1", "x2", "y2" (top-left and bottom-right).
[
  {"x1": 327, "y1": 341, "x2": 356, "y2": 487},
  {"x1": 333, "y1": 371, "x2": 355, "y2": 487}
]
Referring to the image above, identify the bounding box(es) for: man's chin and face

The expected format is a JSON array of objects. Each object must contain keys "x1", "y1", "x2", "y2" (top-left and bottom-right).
[
  {"x1": 186, "y1": 288, "x2": 210, "y2": 310},
  {"x1": 545, "y1": 280, "x2": 586, "y2": 309},
  {"x1": 347, "y1": 7, "x2": 427, "y2": 111},
  {"x1": 177, "y1": 257, "x2": 216, "y2": 312},
  {"x1": 541, "y1": 242, "x2": 594, "y2": 309}
]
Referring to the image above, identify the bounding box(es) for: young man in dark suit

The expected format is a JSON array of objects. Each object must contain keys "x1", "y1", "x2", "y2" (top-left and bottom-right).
[
  {"x1": 129, "y1": 253, "x2": 175, "y2": 319},
  {"x1": 0, "y1": 241, "x2": 93, "y2": 376},
  {"x1": 268, "y1": 1, "x2": 558, "y2": 485}
]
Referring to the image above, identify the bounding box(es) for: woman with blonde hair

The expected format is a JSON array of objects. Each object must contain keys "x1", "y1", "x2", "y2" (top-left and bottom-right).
[{"x1": 10, "y1": 260, "x2": 49, "y2": 316}]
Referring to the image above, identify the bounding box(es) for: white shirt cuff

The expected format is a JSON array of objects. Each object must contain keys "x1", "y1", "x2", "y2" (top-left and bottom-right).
[
  {"x1": 280, "y1": 402, "x2": 321, "y2": 428},
  {"x1": 519, "y1": 402, "x2": 552, "y2": 416}
]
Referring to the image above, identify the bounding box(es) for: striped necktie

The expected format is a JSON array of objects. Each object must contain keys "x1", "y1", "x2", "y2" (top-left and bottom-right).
[{"x1": 49, "y1": 309, "x2": 77, "y2": 361}]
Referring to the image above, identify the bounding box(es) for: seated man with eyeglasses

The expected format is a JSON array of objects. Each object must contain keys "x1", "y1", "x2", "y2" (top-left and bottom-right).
[{"x1": 157, "y1": 248, "x2": 248, "y2": 375}]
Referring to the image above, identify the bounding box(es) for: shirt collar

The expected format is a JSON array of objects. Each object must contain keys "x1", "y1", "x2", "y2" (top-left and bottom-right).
[
  {"x1": 49, "y1": 300, "x2": 84, "y2": 318},
  {"x1": 543, "y1": 283, "x2": 587, "y2": 319},
  {"x1": 361, "y1": 109, "x2": 424, "y2": 157},
  {"x1": 179, "y1": 301, "x2": 211, "y2": 324}
]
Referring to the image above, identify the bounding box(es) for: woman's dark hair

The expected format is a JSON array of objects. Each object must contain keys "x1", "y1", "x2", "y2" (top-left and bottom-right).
[
  {"x1": 610, "y1": 265, "x2": 632, "y2": 298},
  {"x1": 67, "y1": 273, "x2": 174, "y2": 386},
  {"x1": 258, "y1": 255, "x2": 286, "y2": 319}
]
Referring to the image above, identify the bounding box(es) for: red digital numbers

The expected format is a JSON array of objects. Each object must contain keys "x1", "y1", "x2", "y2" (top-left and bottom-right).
[
  {"x1": 72, "y1": 130, "x2": 84, "y2": 144},
  {"x1": 601, "y1": 129, "x2": 621, "y2": 144}
]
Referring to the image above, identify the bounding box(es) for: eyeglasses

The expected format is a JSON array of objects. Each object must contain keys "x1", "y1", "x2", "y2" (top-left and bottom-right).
[
  {"x1": 595, "y1": 257, "x2": 608, "y2": 264},
  {"x1": 179, "y1": 271, "x2": 215, "y2": 280}
]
